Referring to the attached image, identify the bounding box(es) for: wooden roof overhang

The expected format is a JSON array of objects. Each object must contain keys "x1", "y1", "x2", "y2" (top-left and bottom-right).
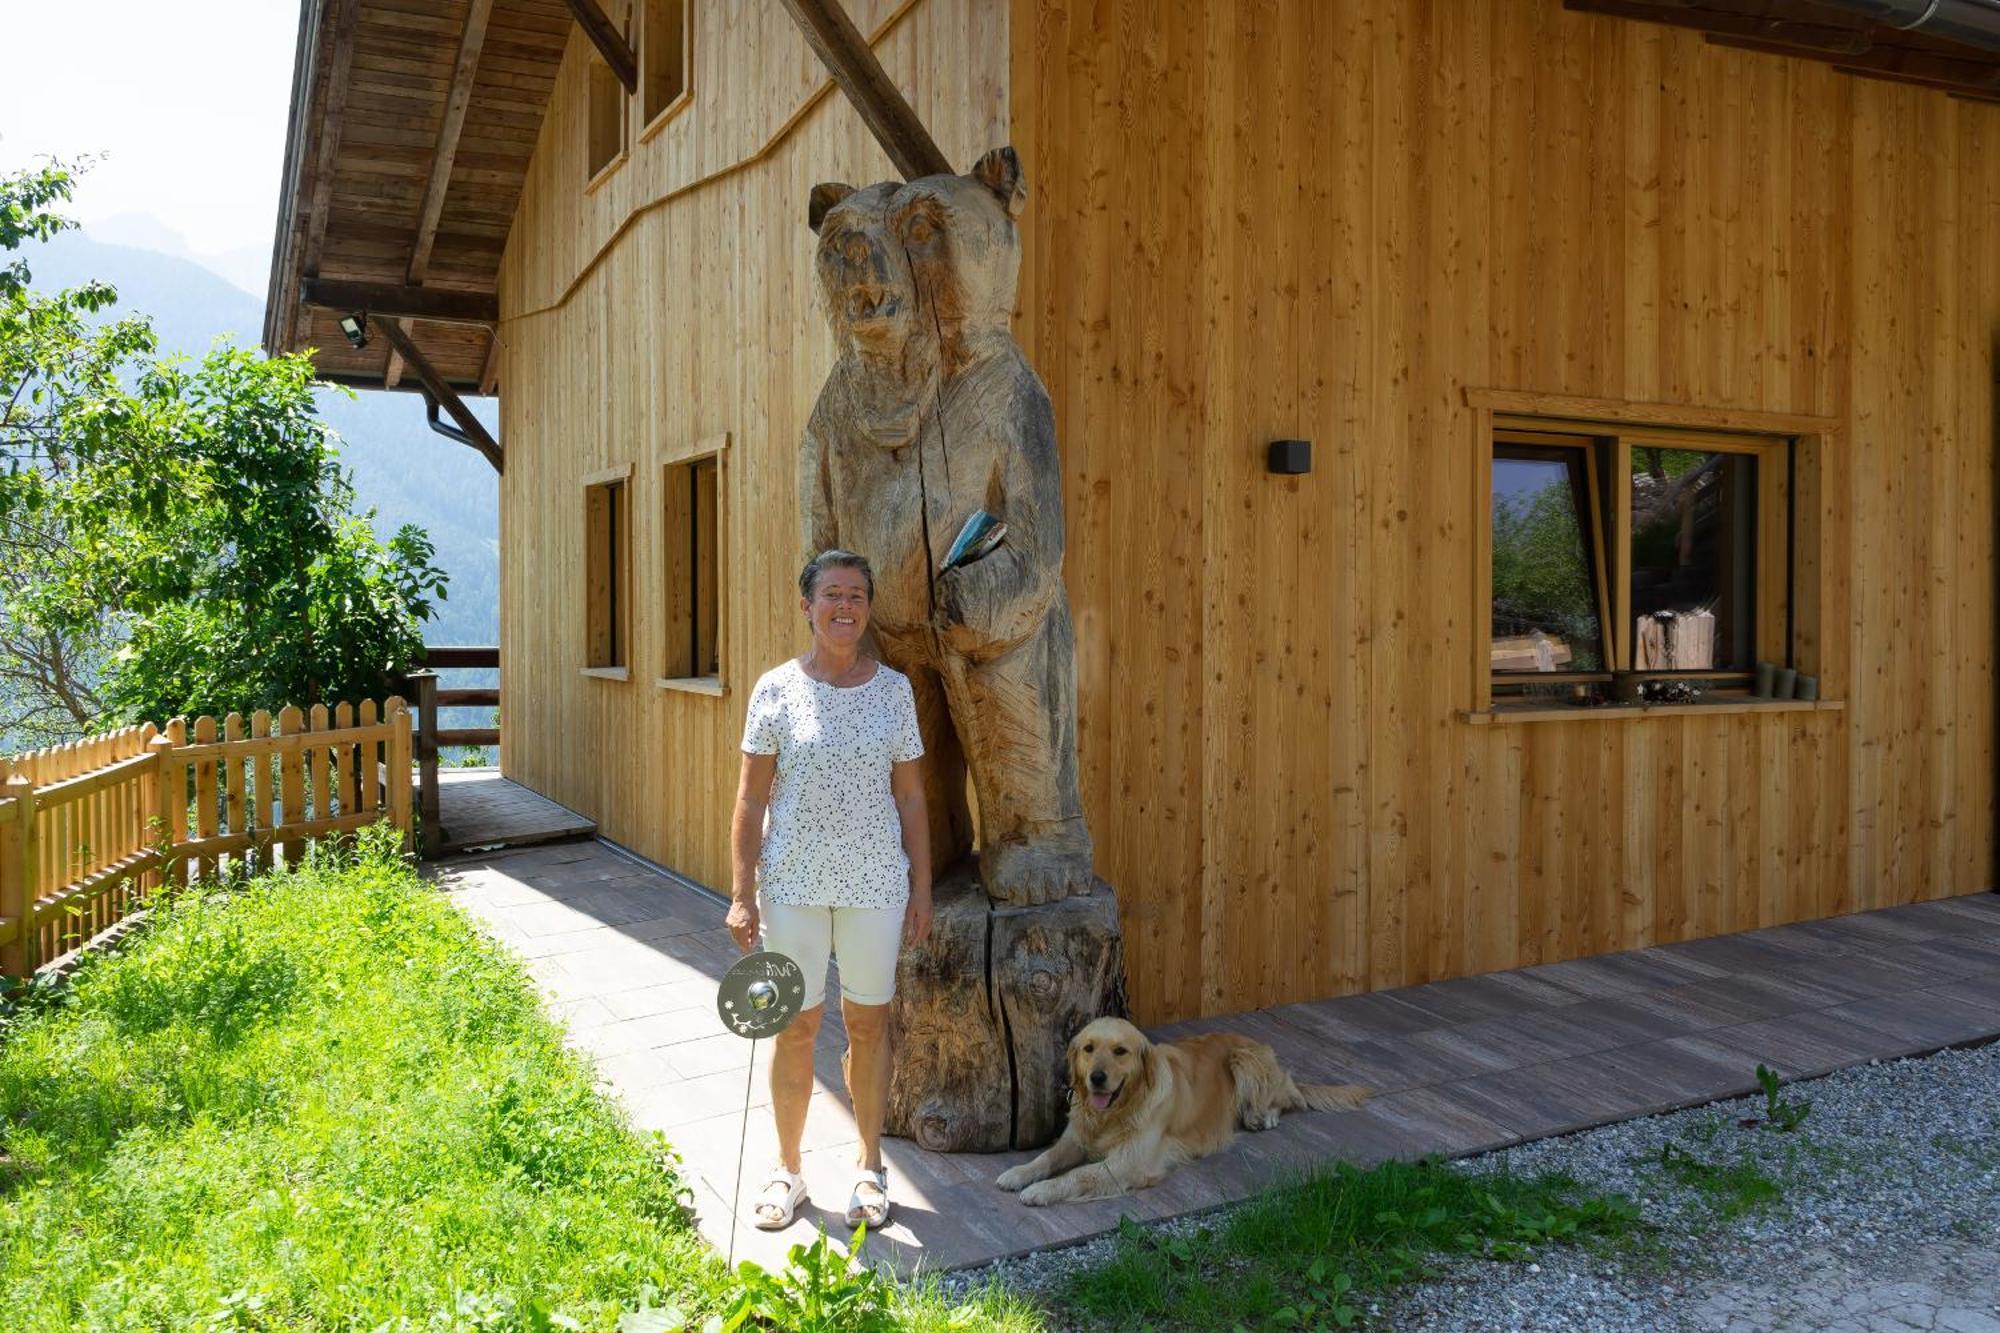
[
  {"x1": 1565, "y1": 1, "x2": 2000, "y2": 103},
  {"x1": 263, "y1": 0, "x2": 572, "y2": 398},
  {"x1": 266, "y1": 0, "x2": 1999, "y2": 404}
]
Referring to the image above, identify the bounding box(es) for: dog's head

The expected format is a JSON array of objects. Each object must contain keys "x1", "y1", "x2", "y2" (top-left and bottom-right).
[{"x1": 1068, "y1": 1016, "x2": 1153, "y2": 1118}]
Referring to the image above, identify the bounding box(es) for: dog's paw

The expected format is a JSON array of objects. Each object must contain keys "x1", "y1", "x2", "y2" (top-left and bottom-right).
[
  {"x1": 995, "y1": 1164, "x2": 1036, "y2": 1193},
  {"x1": 1018, "y1": 1180, "x2": 1063, "y2": 1207}
]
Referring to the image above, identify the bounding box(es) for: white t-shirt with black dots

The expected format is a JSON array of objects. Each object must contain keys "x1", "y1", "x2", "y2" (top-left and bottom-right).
[{"x1": 740, "y1": 658, "x2": 926, "y2": 908}]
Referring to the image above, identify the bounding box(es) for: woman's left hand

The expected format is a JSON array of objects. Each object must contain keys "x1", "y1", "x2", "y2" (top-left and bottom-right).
[{"x1": 903, "y1": 890, "x2": 933, "y2": 947}]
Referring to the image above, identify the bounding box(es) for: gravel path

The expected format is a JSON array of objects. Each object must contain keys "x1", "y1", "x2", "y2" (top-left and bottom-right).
[{"x1": 942, "y1": 1040, "x2": 2000, "y2": 1331}]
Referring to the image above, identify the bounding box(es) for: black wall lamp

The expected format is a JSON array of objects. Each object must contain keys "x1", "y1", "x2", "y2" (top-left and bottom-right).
[
  {"x1": 339, "y1": 311, "x2": 370, "y2": 349},
  {"x1": 1267, "y1": 439, "x2": 1312, "y2": 475}
]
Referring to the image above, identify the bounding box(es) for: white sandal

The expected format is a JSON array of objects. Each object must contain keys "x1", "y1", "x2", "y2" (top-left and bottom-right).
[
  {"x1": 752, "y1": 1167, "x2": 807, "y2": 1230},
  {"x1": 845, "y1": 1166, "x2": 890, "y2": 1229}
]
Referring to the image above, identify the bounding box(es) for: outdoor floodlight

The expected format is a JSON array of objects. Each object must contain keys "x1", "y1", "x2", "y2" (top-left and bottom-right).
[{"x1": 339, "y1": 311, "x2": 369, "y2": 349}]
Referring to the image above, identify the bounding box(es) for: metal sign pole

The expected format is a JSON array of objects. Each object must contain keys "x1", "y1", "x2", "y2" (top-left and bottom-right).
[{"x1": 715, "y1": 950, "x2": 806, "y2": 1269}]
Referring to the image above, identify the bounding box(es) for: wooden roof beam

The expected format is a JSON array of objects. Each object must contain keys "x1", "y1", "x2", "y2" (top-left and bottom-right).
[
  {"x1": 292, "y1": 0, "x2": 360, "y2": 352},
  {"x1": 410, "y1": 0, "x2": 495, "y2": 287},
  {"x1": 302, "y1": 278, "x2": 499, "y2": 326},
  {"x1": 1565, "y1": 0, "x2": 1875, "y2": 55},
  {"x1": 384, "y1": 318, "x2": 412, "y2": 390},
  {"x1": 395, "y1": 0, "x2": 495, "y2": 391},
  {"x1": 777, "y1": 0, "x2": 952, "y2": 181},
  {"x1": 478, "y1": 329, "x2": 502, "y2": 396},
  {"x1": 301, "y1": 0, "x2": 361, "y2": 282},
  {"x1": 563, "y1": 0, "x2": 637, "y2": 94},
  {"x1": 376, "y1": 319, "x2": 503, "y2": 473},
  {"x1": 1710, "y1": 32, "x2": 2000, "y2": 92}
]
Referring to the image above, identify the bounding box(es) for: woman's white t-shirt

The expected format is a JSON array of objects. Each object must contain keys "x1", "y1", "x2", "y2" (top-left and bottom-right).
[{"x1": 740, "y1": 658, "x2": 925, "y2": 908}]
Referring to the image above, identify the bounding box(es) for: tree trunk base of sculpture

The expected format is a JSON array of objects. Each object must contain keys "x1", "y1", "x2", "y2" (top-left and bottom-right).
[{"x1": 886, "y1": 863, "x2": 1126, "y2": 1153}]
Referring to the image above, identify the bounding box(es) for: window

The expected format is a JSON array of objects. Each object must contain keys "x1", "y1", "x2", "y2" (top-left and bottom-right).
[
  {"x1": 586, "y1": 53, "x2": 626, "y2": 180},
  {"x1": 1491, "y1": 438, "x2": 1610, "y2": 673},
  {"x1": 640, "y1": 0, "x2": 690, "y2": 131},
  {"x1": 585, "y1": 5, "x2": 631, "y2": 184},
  {"x1": 584, "y1": 469, "x2": 631, "y2": 674},
  {"x1": 661, "y1": 439, "x2": 726, "y2": 689},
  {"x1": 1487, "y1": 420, "x2": 1786, "y2": 697}
]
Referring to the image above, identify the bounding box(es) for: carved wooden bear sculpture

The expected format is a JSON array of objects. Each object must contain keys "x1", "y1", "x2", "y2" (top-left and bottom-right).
[{"x1": 801, "y1": 146, "x2": 1092, "y2": 907}]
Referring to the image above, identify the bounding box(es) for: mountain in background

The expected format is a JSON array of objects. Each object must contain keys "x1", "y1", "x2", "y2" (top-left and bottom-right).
[
  {"x1": 84, "y1": 212, "x2": 270, "y2": 300},
  {"x1": 26, "y1": 226, "x2": 500, "y2": 651}
]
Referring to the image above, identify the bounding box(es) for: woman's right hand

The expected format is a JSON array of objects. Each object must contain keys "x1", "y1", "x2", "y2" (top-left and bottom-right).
[{"x1": 725, "y1": 897, "x2": 760, "y2": 953}]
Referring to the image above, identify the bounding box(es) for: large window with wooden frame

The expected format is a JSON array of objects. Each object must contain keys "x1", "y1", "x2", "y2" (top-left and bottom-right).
[
  {"x1": 660, "y1": 443, "x2": 724, "y2": 691},
  {"x1": 1488, "y1": 421, "x2": 1787, "y2": 700},
  {"x1": 639, "y1": 0, "x2": 691, "y2": 133},
  {"x1": 583, "y1": 469, "x2": 631, "y2": 676}
]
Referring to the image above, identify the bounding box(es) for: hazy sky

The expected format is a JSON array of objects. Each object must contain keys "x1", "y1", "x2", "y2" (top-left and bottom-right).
[{"x1": 0, "y1": 2, "x2": 297, "y2": 266}]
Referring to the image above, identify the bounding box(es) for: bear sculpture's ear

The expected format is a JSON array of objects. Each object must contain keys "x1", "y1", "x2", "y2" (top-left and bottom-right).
[
  {"x1": 808, "y1": 182, "x2": 856, "y2": 234},
  {"x1": 970, "y1": 146, "x2": 1027, "y2": 219}
]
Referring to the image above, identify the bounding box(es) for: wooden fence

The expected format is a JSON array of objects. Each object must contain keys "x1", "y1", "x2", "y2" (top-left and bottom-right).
[
  {"x1": 0, "y1": 698, "x2": 412, "y2": 980},
  {"x1": 401, "y1": 644, "x2": 501, "y2": 855}
]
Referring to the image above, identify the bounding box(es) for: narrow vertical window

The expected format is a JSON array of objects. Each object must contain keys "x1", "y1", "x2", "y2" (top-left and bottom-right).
[
  {"x1": 641, "y1": 0, "x2": 690, "y2": 129},
  {"x1": 586, "y1": 52, "x2": 625, "y2": 180},
  {"x1": 585, "y1": 476, "x2": 629, "y2": 671},
  {"x1": 661, "y1": 441, "x2": 726, "y2": 686}
]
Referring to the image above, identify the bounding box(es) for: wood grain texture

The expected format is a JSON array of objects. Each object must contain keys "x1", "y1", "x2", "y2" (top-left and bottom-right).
[
  {"x1": 1012, "y1": 0, "x2": 1998, "y2": 1021},
  {"x1": 495, "y1": 0, "x2": 1998, "y2": 1024},
  {"x1": 495, "y1": 0, "x2": 1007, "y2": 928}
]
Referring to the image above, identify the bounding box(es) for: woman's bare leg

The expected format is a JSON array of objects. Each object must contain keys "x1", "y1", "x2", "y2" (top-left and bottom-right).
[
  {"x1": 770, "y1": 1004, "x2": 823, "y2": 1173},
  {"x1": 842, "y1": 998, "x2": 891, "y2": 1172}
]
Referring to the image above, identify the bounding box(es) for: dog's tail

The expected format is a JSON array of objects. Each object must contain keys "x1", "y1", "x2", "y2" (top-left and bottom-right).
[{"x1": 1298, "y1": 1081, "x2": 1372, "y2": 1112}]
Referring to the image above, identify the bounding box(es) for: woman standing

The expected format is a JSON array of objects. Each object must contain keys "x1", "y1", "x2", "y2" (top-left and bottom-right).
[{"x1": 726, "y1": 549, "x2": 932, "y2": 1231}]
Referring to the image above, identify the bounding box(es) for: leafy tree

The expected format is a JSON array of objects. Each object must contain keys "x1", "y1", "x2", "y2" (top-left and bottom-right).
[{"x1": 0, "y1": 161, "x2": 446, "y2": 739}]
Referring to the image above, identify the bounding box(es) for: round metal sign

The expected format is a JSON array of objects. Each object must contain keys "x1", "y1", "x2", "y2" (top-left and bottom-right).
[{"x1": 717, "y1": 950, "x2": 807, "y2": 1039}]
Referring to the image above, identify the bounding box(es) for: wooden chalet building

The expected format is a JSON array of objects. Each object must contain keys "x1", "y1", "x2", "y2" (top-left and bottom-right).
[{"x1": 266, "y1": 0, "x2": 2000, "y2": 1025}]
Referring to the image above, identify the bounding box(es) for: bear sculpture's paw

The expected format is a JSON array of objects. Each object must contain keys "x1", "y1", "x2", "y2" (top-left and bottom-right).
[{"x1": 984, "y1": 837, "x2": 1094, "y2": 907}]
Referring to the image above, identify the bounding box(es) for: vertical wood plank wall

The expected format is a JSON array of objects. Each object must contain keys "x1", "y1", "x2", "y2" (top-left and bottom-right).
[
  {"x1": 498, "y1": 0, "x2": 1998, "y2": 1026},
  {"x1": 495, "y1": 0, "x2": 1009, "y2": 915},
  {"x1": 1013, "y1": 0, "x2": 1999, "y2": 1023}
]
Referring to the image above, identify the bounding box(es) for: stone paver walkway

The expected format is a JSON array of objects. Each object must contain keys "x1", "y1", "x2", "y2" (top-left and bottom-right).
[{"x1": 431, "y1": 840, "x2": 2000, "y2": 1276}]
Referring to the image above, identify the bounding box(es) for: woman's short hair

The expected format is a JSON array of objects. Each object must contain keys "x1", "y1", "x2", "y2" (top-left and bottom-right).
[{"x1": 799, "y1": 549, "x2": 875, "y2": 601}]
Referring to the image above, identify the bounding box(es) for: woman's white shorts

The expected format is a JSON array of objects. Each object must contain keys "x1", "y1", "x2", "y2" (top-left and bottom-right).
[{"x1": 757, "y1": 899, "x2": 906, "y2": 1010}]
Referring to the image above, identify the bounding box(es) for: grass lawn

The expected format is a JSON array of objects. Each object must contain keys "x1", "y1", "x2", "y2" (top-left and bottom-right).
[
  {"x1": 0, "y1": 826, "x2": 1655, "y2": 1331},
  {"x1": 0, "y1": 830, "x2": 1030, "y2": 1331}
]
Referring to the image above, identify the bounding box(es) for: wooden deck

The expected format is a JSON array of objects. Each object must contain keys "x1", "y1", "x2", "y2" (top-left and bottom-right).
[
  {"x1": 428, "y1": 770, "x2": 596, "y2": 856},
  {"x1": 432, "y1": 840, "x2": 2000, "y2": 1275}
]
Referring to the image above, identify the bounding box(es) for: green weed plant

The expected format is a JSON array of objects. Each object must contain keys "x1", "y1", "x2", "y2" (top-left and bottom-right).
[{"x1": 1061, "y1": 1155, "x2": 1642, "y2": 1331}]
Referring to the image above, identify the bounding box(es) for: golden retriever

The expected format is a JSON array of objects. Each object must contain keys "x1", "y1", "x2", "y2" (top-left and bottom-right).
[{"x1": 994, "y1": 1017, "x2": 1371, "y2": 1205}]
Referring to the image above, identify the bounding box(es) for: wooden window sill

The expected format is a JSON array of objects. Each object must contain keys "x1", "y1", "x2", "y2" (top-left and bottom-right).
[
  {"x1": 656, "y1": 675, "x2": 725, "y2": 697},
  {"x1": 637, "y1": 92, "x2": 692, "y2": 144},
  {"x1": 585, "y1": 151, "x2": 628, "y2": 194},
  {"x1": 580, "y1": 666, "x2": 631, "y2": 682},
  {"x1": 1464, "y1": 698, "x2": 1844, "y2": 725}
]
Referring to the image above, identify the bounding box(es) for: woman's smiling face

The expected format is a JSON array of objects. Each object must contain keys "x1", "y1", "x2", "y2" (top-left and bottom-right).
[{"x1": 803, "y1": 565, "x2": 871, "y2": 647}]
